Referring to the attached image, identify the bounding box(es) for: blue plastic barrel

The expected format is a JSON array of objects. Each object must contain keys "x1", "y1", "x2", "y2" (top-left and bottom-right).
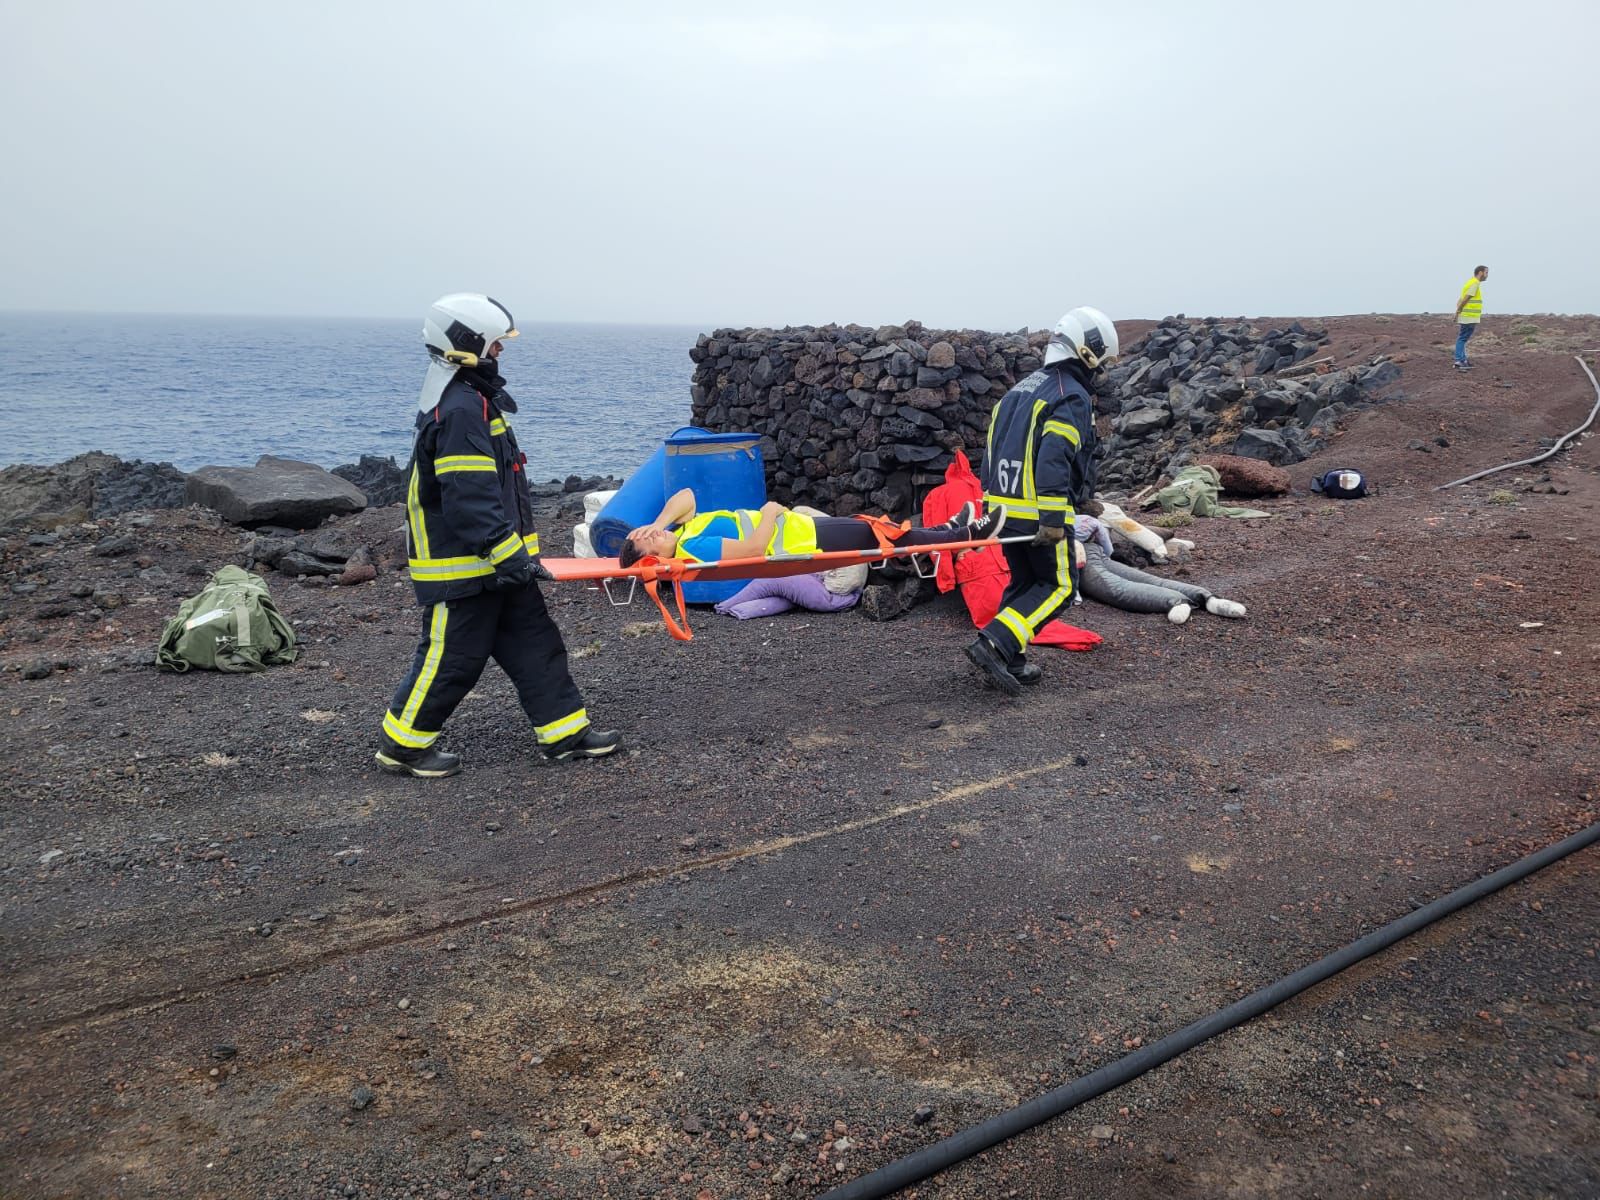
[
  {"x1": 663, "y1": 430, "x2": 767, "y2": 604},
  {"x1": 590, "y1": 426, "x2": 709, "y2": 559}
]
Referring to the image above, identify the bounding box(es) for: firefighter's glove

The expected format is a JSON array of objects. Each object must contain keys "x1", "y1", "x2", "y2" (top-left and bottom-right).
[
  {"x1": 493, "y1": 558, "x2": 539, "y2": 590},
  {"x1": 1031, "y1": 524, "x2": 1068, "y2": 547},
  {"x1": 530, "y1": 558, "x2": 555, "y2": 582}
]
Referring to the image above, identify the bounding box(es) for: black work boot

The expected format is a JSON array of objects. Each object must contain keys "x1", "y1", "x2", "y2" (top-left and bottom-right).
[
  {"x1": 545, "y1": 727, "x2": 622, "y2": 762},
  {"x1": 965, "y1": 633, "x2": 1023, "y2": 697},
  {"x1": 1009, "y1": 657, "x2": 1043, "y2": 686},
  {"x1": 374, "y1": 736, "x2": 462, "y2": 778}
]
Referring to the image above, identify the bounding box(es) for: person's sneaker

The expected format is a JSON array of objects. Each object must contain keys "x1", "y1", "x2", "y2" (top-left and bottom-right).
[
  {"x1": 1453, "y1": 362, "x2": 1467, "y2": 371},
  {"x1": 545, "y1": 727, "x2": 622, "y2": 761},
  {"x1": 1167, "y1": 602, "x2": 1192, "y2": 624},
  {"x1": 858, "y1": 583, "x2": 904, "y2": 622},
  {"x1": 966, "y1": 633, "x2": 1023, "y2": 697},
  {"x1": 967, "y1": 507, "x2": 1006, "y2": 541},
  {"x1": 374, "y1": 737, "x2": 461, "y2": 778},
  {"x1": 934, "y1": 501, "x2": 975, "y2": 532},
  {"x1": 1206, "y1": 596, "x2": 1247, "y2": 619},
  {"x1": 1009, "y1": 658, "x2": 1043, "y2": 686}
]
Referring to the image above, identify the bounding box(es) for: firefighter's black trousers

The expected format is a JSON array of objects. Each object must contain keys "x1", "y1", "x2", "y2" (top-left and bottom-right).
[
  {"x1": 381, "y1": 583, "x2": 588, "y2": 750},
  {"x1": 982, "y1": 535, "x2": 1076, "y2": 659}
]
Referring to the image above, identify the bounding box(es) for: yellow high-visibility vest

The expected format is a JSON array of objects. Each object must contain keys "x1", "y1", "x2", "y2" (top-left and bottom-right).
[
  {"x1": 674, "y1": 509, "x2": 817, "y2": 561},
  {"x1": 1459, "y1": 278, "x2": 1484, "y2": 323}
]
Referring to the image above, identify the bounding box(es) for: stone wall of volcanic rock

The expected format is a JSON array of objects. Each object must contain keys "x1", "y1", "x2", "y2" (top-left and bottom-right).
[
  {"x1": 689, "y1": 321, "x2": 1048, "y2": 516},
  {"x1": 688, "y1": 318, "x2": 1401, "y2": 514}
]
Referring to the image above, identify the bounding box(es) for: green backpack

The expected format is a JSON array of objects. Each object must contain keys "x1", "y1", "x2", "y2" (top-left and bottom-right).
[{"x1": 157, "y1": 565, "x2": 298, "y2": 673}]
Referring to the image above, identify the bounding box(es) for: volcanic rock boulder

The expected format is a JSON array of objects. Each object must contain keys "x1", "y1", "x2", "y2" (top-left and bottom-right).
[
  {"x1": 187, "y1": 455, "x2": 367, "y2": 528},
  {"x1": 333, "y1": 455, "x2": 406, "y2": 508},
  {"x1": 0, "y1": 451, "x2": 189, "y2": 531}
]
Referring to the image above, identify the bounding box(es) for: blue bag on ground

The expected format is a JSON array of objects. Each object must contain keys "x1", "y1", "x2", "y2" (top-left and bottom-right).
[{"x1": 1311, "y1": 468, "x2": 1368, "y2": 499}]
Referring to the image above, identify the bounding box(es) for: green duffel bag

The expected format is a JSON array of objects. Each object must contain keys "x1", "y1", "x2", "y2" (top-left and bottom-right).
[{"x1": 157, "y1": 565, "x2": 298, "y2": 673}]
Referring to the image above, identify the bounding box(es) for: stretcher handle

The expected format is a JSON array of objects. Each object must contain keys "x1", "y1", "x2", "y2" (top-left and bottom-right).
[{"x1": 641, "y1": 576, "x2": 694, "y2": 641}]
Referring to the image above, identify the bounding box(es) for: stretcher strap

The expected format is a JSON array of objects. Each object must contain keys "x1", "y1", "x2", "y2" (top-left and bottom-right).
[
  {"x1": 641, "y1": 575, "x2": 694, "y2": 641},
  {"x1": 851, "y1": 514, "x2": 912, "y2": 554}
]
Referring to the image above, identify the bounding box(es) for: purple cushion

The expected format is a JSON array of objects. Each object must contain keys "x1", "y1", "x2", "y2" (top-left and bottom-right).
[
  {"x1": 714, "y1": 572, "x2": 861, "y2": 619},
  {"x1": 716, "y1": 596, "x2": 794, "y2": 620}
]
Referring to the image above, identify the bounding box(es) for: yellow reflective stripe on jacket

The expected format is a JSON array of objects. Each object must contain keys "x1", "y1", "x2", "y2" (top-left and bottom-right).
[
  {"x1": 984, "y1": 493, "x2": 1039, "y2": 518},
  {"x1": 1459, "y1": 279, "x2": 1483, "y2": 320},
  {"x1": 1019, "y1": 398, "x2": 1046, "y2": 508},
  {"x1": 522, "y1": 533, "x2": 540, "y2": 556},
  {"x1": 488, "y1": 533, "x2": 523, "y2": 564},
  {"x1": 407, "y1": 555, "x2": 496, "y2": 581},
  {"x1": 1036, "y1": 497, "x2": 1076, "y2": 515},
  {"x1": 535, "y1": 707, "x2": 589, "y2": 745},
  {"x1": 488, "y1": 417, "x2": 509, "y2": 436},
  {"x1": 407, "y1": 463, "x2": 431, "y2": 560},
  {"x1": 434, "y1": 454, "x2": 498, "y2": 475},
  {"x1": 1041, "y1": 419, "x2": 1081, "y2": 445}
]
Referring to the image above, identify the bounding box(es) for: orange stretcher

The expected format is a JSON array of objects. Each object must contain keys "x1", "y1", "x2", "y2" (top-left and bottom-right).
[{"x1": 543, "y1": 535, "x2": 1027, "y2": 641}]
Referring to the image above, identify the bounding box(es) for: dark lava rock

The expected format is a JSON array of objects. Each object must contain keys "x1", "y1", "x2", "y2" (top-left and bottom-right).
[
  {"x1": 350, "y1": 1084, "x2": 376, "y2": 1111},
  {"x1": 332, "y1": 455, "x2": 405, "y2": 508},
  {"x1": 1117, "y1": 406, "x2": 1173, "y2": 439},
  {"x1": 1233, "y1": 428, "x2": 1303, "y2": 466},
  {"x1": 92, "y1": 533, "x2": 138, "y2": 557},
  {"x1": 0, "y1": 452, "x2": 187, "y2": 532},
  {"x1": 94, "y1": 458, "x2": 188, "y2": 517},
  {"x1": 246, "y1": 534, "x2": 295, "y2": 568},
  {"x1": 186, "y1": 456, "x2": 367, "y2": 528},
  {"x1": 301, "y1": 527, "x2": 367, "y2": 563},
  {"x1": 277, "y1": 551, "x2": 342, "y2": 577}
]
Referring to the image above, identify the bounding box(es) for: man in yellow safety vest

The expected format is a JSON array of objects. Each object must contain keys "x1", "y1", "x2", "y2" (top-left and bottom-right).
[{"x1": 1454, "y1": 265, "x2": 1488, "y2": 371}]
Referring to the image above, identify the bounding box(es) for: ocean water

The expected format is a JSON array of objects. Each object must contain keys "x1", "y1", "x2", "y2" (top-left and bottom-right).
[{"x1": 0, "y1": 313, "x2": 699, "y2": 480}]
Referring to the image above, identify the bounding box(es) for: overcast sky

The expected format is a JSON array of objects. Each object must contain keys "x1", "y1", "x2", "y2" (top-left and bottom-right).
[{"x1": 1, "y1": 0, "x2": 1594, "y2": 328}]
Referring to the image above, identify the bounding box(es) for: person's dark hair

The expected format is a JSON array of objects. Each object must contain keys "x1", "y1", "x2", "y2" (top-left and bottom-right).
[
  {"x1": 1475, "y1": 264, "x2": 1487, "y2": 274},
  {"x1": 618, "y1": 537, "x2": 643, "y2": 568},
  {"x1": 1083, "y1": 498, "x2": 1105, "y2": 517}
]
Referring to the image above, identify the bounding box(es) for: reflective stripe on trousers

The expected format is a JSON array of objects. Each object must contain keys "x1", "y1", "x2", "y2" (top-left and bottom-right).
[
  {"x1": 985, "y1": 537, "x2": 1074, "y2": 657},
  {"x1": 381, "y1": 586, "x2": 588, "y2": 751}
]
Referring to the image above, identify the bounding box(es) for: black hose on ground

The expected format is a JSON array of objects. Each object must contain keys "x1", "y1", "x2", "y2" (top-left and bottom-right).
[
  {"x1": 1437, "y1": 354, "x2": 1600, "y2": 489},
  {"x1": 821, "y1": 818, "x2": 1600, "y2": 1200}
]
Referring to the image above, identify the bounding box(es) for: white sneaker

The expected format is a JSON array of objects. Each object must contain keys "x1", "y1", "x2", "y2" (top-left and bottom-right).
[
  {"x1": 1168, "y1": 602, "x2": 1192, "y2": 624},
  {"x1": 1206, "y1": 597, "x2": 1247, "y2": 619}
]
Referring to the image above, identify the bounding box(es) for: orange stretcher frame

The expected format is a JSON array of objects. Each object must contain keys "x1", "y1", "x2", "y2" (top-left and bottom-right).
[{"x1": 544, "y1": 536, "x2": 1017, "y2": 641}]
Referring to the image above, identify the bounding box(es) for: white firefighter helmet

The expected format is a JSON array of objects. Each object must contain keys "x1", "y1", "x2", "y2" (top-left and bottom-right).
[
  {"x1": 1043, "y1": 307, "x2": 1119, "y2": 370},
  {"x1": 422, "y1": 293, "x2": 518, "y2": 367}
]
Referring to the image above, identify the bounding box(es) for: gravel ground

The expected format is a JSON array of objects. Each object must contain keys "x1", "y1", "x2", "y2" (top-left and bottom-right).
[{"x1": 2, "y1": 314, "x2": 1598, "y2": 1199}]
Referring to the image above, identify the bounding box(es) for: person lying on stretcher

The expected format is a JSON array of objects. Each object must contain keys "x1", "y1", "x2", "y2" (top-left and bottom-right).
[{"x1": 620, "y1": 488, "x2": 1005, "y2": 568}]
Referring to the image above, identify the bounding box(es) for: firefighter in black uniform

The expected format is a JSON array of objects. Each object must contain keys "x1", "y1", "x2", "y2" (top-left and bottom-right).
[
  {"x1": 965, "y1": 306, "x2": 1118, "y2": 696},
  {"x1": 375, "y1": 293, "x2": 621, "y2": 777}
]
